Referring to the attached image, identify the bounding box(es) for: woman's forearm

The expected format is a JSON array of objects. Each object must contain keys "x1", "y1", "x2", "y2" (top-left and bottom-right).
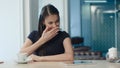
[
  {"x1": 20, "y1": 38, "x2": 46, "y2": 55},
  {"x1": 36, "y1": 53, "x2": 74, "y2": 62}
]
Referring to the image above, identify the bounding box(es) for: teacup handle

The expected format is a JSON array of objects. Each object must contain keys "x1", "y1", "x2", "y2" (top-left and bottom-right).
[{"x1": 106, "y1": 52, "x2": 109, "y2": 60}]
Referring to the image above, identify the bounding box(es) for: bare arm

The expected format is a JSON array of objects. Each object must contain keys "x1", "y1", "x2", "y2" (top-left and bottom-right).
[
  {"x1": 20, "y1": 27, "x2": 59, "y2": 55},
  {"x1": 19, "y1": 38, "x2": 46, "y2": 55},
  {"x1": 29, "y1": 37, "x2": 74, "y2": 61}
]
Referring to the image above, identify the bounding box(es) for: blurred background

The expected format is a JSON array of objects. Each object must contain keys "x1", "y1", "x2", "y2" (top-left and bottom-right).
[{"x1": 0, "y1": 0, "x2": 120, "y2": 60}]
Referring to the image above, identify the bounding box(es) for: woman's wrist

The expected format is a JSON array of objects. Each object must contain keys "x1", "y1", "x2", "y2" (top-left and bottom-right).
[
  {"x1": 37, "y1": 38, "x2": 46, "y2": 45},
  {"x1": 38, "y1": 56, "x2": 44, "y2": 62}
]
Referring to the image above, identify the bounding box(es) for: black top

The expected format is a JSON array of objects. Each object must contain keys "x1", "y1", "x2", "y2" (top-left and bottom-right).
[{"x1": 28, "y1": 31, "x2": 70, "y2": 56}]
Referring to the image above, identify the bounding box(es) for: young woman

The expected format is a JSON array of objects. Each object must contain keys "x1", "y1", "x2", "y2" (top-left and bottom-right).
[{"x1": 20, "y1": 4, "x2": 73, "y2": 62}]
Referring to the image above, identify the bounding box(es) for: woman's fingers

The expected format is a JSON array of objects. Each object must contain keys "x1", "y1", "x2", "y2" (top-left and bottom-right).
[
  {"x1": 50, "y1": 28, "x2": 59, "y2": 36},
  {"x1": 41, "y1": 27, "x2": 59, "y2": 42},
  {"x1": 43, "y1": 26, "x2": 49, "y2": 33},
  {"x1": 47, "y1": 27, "x2": 59, "y2": 37},
  {"x1": 50, "y1": 27, "x2": 59, "y2": 33}
]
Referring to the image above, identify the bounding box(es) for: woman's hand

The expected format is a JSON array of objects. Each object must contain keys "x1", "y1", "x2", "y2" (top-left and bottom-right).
[
  {"x1": 40, "y1": 27, "x2": 59, "y2": 42},
  {"x1": 27, "y1": 54, "x2": 40, "y2": 63}
]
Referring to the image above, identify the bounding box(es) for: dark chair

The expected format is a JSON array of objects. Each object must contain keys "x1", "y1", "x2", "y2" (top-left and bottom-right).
[
  {"x1": 71, "y1": 37, "x2": 84, "y2": 44},
  {"x1": 71, "y1": 37, "x2": 102, "y2": 60},
  {"x1": 71, "y1": 37, "x2": 91, "y2": 51}
]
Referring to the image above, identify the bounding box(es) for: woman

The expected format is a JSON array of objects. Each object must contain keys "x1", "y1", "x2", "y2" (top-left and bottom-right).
[{"x1": 20, "y1": 4, "x2": 73, "y2": 62}]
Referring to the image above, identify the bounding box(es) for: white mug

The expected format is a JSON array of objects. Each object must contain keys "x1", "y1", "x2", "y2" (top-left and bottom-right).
[
  {"x1": 17, "y1": 53, "x2": 28, "y2": 62},
  {"x1": 106, "y1": 47, "x2": 118, "y2": 62}
]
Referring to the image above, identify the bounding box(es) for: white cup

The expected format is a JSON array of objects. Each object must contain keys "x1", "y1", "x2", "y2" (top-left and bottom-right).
[
  {"x1": 17, "y1": 53, "x2": 28, "y2": 62},
  {"x1": 109, "y1": 47, "x2": 117, "y2": 59},
  {"x1": 106, "y1": 47, "x2": 118, "y2": 62}
]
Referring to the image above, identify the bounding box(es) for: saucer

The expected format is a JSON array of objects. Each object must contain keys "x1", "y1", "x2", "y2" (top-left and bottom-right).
[
  {"x1": 15, "y1": 60, "x2": 28, "y2": 64},
  {"x1": 0, "y1": 61, "x2": 4, "y2": 64}
]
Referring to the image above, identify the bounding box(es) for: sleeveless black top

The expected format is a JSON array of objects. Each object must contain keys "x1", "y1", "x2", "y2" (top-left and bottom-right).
[{"x1": 28, "y1": 31, "x2": 70, "y2": 56}]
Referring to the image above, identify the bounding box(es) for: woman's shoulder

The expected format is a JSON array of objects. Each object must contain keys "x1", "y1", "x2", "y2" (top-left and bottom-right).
[
  {"x1": 28, "y1": 30, "x2": 39, "y2": 38},
  {"x1": 29, "y1": 30, "x2": 39, "y2": 35},
  {"x1": 31, "y1": 30, "x2": 38, "y2": 33},
  {"x1": 28, "y1": 30, "x2": 39, "y2": 43},
  {"x1": 59, "y1": 31, "x2": 69, "y2": 34},
  {"x1": 58, "y1": 31, "x2": 70, "y2": 37}
]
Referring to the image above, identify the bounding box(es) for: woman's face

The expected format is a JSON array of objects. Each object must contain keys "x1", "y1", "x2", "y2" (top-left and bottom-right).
[{"x1": 44, "y1": 14, "x2": 59, "y2": 28}]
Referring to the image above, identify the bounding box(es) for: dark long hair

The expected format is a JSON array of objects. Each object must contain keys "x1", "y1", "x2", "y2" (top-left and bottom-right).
[{"x1": 38, "y1": 4, "x2": 60, "y2": 37}]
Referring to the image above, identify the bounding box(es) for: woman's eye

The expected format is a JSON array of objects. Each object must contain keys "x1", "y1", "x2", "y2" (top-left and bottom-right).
[
  {"x1": 48, "y1": 22, "x2": 53, "y2": 24},
  {"x1": 56, "y1": 20, "x2": 59, "y2": 23}
]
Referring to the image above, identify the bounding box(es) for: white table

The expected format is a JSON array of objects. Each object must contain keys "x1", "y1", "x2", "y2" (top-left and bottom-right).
[
  {"x1": 0, "y1": 60, "x2": 120, "y2": 68},
  {"x1": 65, "y1": 60, "x2": 120, "y2": 68}
]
